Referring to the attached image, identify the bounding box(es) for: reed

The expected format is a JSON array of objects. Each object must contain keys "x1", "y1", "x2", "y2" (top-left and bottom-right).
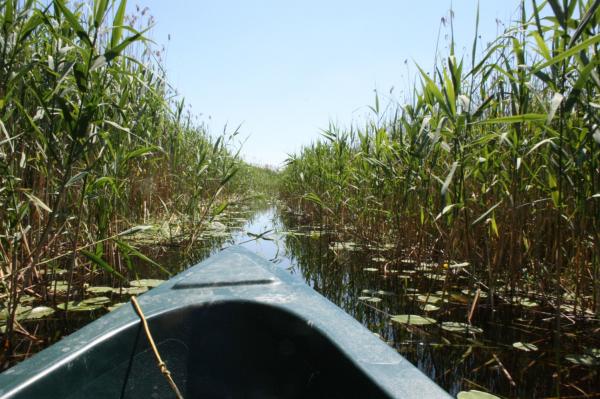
[
  {"x1": 0, "y1": 0, "x2": 248, "y2": 366},
  {"x1": 280, "y1": 0, "x2": 600, "y2": 317}
]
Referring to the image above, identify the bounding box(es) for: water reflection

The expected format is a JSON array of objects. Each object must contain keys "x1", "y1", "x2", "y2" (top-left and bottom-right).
[{"x1": 231, "y1": 206, "x2": 600, "y2": 398}]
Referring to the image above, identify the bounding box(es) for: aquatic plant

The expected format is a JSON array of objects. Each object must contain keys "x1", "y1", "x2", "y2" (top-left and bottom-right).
[
  {"x1": 280, "y1": 0, "x2": 600, "y2": 318},
  {"x1": 0, "y1": 0, "x2": 249, "y2": 366}
]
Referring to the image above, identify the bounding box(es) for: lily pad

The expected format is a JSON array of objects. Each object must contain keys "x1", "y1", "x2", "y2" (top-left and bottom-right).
[
  {"x1": 460, "y1": 289, "x2": 488, "y2": 299},
  {"x1": 82, "y1": 296, "x2": 111, "y2": 305},
  {"x1": 57, "y1": 301, "x2": 103, "y2": 312},
  {"x1": 513, "y1": 342, "x2": 538, "y2": 352},
  {"x1": 585, "y1": 348, "x2": 600, "y2": 358},
  {"x1": 417, "y1": 295, "x2": 442, "y2": 304},
  {"x1": 518, "y1": 298, "x2": 539, "y2": 308},
  {"x1": 48, "y1": 280, "x2": 70, "y2": 293},
  {"x1": 424, "y1": 273, "x2": 446, "y2": 281},
  {"x1": 358, "y1": 296, "x2": 382, "y2": 303},
  {"x1": 363, "y1": 268, "x2": 379, "y2": 272},
  {"x1": 119, "y1": 286, "x2": 148, "y2": 295},
  {"x1": 457, "y1": 390, "x2": 500, "y2": 399},
  {"x1": 329, "y1": 242, "x2": 356, "y2": 251},
  {"x1": 22, "y1": 306, "x2": 55, "y2": 320},
  {"x1": 560, "y1": 304, "x2": 595, "y2": 316},
  {"x1": 441, "y1": 322, "x2": 483, "y2": 334},
  {"x1": 86, "y1": 286, "x2": 116, "y2": 294},
  {"x1": 372, "y1": 257, "x2": 387, "y2": 263},
  {"x1": 0, "y1": 305, "x2": 32, "y2": 321},
  {"x1": 565, "y1": 354, "x2": 599, "y2": 367},
  {"x1": 391, "y1": 315, "x2": 436, "y2": 326},
  {"x1": 19, "y1": 295, "x2": 37, "y2": 305},
  {"x1": 129, "y1": 279, "x2": 165, "y2": 288},
  {"x1": 422, "y1": 304, "x2": 440, "y2": 312}
]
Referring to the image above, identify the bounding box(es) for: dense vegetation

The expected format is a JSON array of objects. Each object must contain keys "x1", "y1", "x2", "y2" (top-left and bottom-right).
[
  {"x1": 0, "y1": 0, "x2": 257, "y2": 366},
  {"x1": 281, "y1": 0, "x2": 600, "y2": 317}
]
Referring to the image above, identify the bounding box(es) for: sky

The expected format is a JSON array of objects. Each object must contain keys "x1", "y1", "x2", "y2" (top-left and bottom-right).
[{"x1": 131, "y1": 1, "x2": 523, "y2": 167}]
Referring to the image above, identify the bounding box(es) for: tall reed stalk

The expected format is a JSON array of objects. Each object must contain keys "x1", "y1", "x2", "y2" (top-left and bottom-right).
[{"x1": 280, "y1": 0, "x2": 600, "y2": 316}]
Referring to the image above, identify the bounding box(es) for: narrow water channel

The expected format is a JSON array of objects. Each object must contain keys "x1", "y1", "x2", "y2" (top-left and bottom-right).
[
  {"x1": 7, "y1": 204, "x2": 598, "y2": 398},
  {"x1": 209, "y1": 205, "x2": 600, "y2": 399}
]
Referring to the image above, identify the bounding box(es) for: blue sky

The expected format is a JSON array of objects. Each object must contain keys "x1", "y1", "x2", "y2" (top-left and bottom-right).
[{"x1": 132, "y1": 1, "x2": 522, "y2": 166}]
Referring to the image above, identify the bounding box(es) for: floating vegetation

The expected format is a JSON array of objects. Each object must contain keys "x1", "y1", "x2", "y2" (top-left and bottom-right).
[
  {"x1": 363, "y1": 268, "x2": 379, "y2": 272},
  {"x1": 565, "y1": 354, "x2": 600, "y2": 367},
  {"x1": 329, "y1": 242, "x2": 357, "y2": 251},
  {"x1": 120, "y1": 287, "x2": 149, "y2": 296},
  {"x1": 358, "y1": 296, "x2": 382, "y2": 303},
  {"x1": 129, "y1": 279, "x2": 165, "y2": 288},
  {"x1": 512, "y1": 342, "x2": 538, "y2": 352},
  {"x1": 440, "y1": 322, "x2": 483, "y2": 334},
  {"x1": 422, "y1": 304, "x2": 440, "y2": 312},
  {"x1": 519, "y1": 299, "x2": 539, "y2": 308},
  {"x1": 417, "y1": 295, "x2": 442, "y2": 304},
  {"x1": 424, "y1": 273, "x2": 446, "y2": 282},
  {"x1": 48, "y1": 281, "x2": 70, "y2": 294},
  {"x1": 278, "y1": 0, "x2": 600, "y2": 396},
  {"x1": 457, "y1": 390, "x2": 500, "y2": 399},
  {"x1": 0, "y1": 305, "x2": 53, "y2": 322},
  {"x1": 391, "y1": 315, "x2": 436, "y2": 326},
  {"x1": 57, "y1": 301, "x2": 103, "y2": 312},
  {"x1": 86, "y1": 286, "x2": 116, "y2": 295}
]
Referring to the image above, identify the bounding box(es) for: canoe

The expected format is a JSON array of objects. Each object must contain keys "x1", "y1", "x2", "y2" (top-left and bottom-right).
[{"x1": 0, "y1": 247, "x2": 450, "y2": 398}]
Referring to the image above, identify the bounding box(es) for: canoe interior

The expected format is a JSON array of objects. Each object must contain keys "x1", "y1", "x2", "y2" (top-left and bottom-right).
[{"x1": 22, "y1": 301, "x2": 391, "y2": 399}]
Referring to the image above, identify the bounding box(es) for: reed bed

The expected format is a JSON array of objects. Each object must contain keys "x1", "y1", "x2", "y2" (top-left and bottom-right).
[
  {"x1": 280, "y1": 0, "x2": 600, "y2": 317},
  {"x1": 0, "y1": 0, "x2": 253, "y2": 367}
]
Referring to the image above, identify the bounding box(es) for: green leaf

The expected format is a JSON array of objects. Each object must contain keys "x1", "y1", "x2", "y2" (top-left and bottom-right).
[
  {"x1": 106, "y1": 32, "x2": 143, "y2": 63},
  {"x1": 111, "y1": 0, "x2": 128, "y2": 49},
  {"x1": 476, "y1": 114, "x2": 546, "y2": 124},
  {"x1": 358, "y1": 296, "x2": 382, "y2": 303},
  {"x1": 533, "y1": 33, "x2": 600, "y2": 72},
  {"x1": 121, "y1": 145, "x2": 161, "y2": 164},
  {"x1": 81, "y1": 250, "x2": 125, "y2": 281},
  {"x1": 441, "y1": 322, "x2": 483, "y2": 333},
  {"x1": 513, "y1": 342, "x2": 539, "y2": 352},
  {"x1": 565, "y1": 354, "x2": 599, "y2": 366},
  {"x1": 391, "y1": 315, "x2": 436, "y2": 326},
  {"x1": 93, "y1": 0, "x2": 109, "y2": 28},
  {"x1": 472, "y1": 201, "x2": 502, "y2": 226},
  {"x1": 457, "y1": 390, "x2": 500, "y2": 399},
  {"x1": 53, "y1": 0, "x2": 92, "y2": 47},
  {"x1": 129, "y1": 279, "x2": 164, "y2": 288},
  {"x1": 114, "y1": 239, "x2": 170, "y2": 276}
]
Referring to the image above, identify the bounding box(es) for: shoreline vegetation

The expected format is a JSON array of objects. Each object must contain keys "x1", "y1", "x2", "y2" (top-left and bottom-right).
[
  {"x1": 281, "y1": 0, "x2": 599, "y2": 319},
  {"x1": 0, "y1": 0, "x2": 275, "y2": 369},
  {"x1": 0, "y1": 0, "x2": 598, "y2": 396}
]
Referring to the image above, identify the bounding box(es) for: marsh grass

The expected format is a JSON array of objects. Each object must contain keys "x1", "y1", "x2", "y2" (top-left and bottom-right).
[
  {"x1": 0, "y1": 0, "x2": 252, "y2": 367},
  {"x1": 281, "y1": 0, "x2": 600, "y2": 318}
]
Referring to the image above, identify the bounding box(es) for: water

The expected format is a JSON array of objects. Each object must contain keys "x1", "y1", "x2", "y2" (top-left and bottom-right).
[
  {"x1": 5, "y1": 204, "x2": 599, "y2": 397},
  {"x1": 221, "y1": 205, "x2": 599, "y2": 399}
]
